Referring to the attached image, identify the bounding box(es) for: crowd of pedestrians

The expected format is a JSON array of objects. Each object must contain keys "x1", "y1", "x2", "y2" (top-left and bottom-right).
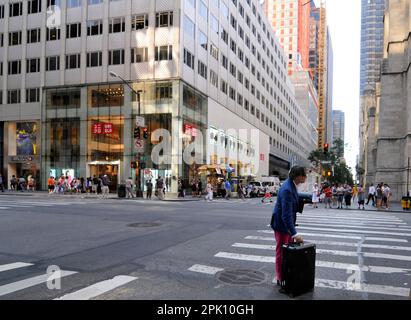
[{"x1": 312, "y1": 182, "x2": 391, "y2": 210}]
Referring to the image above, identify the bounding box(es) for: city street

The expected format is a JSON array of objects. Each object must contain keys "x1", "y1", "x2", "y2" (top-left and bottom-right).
[{"x1": 0, "y1": 194, "x2": 410, "y2": 300}]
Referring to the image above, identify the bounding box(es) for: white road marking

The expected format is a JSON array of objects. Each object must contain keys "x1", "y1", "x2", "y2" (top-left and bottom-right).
[
  {"x1": 301, "y1": 213, "x2": 402, "y2": 222},
  {"x1": 315, "y1": 278, "x2": 411, "y2": 298},
  {"x1": 257, "y1": 230, "x2": 408, "y2": 243},
  {"x1": 214, "y1": 252, "x2": 411, "y2": 275},
  {"x1": 245, "y1": 236, "x2": 411, "y2": 252},
  {"x1": 296, "y1": 226, "x2": 411, "y2": 237},
  {"x1": 0, "y1": 270, "x2": 77, "y2": 297},
  {"x1": 188, "y1": 264, "x2": 224, "y2": 275},
  {"x1": 298, "y1": 217, "x2": 408, "y2": 226},
  {"x1": 298, "y1": 222, "x2": 411, "y2": 232},
  {"x1": 54, "y1": 275, "x2": 137, "y2": 300},
  {"x1": 0, "y1": 207, "x2": 11, "y2": 210},
  {"x1": 0, "y1": 262, "x2": 34, "y2": 273}
]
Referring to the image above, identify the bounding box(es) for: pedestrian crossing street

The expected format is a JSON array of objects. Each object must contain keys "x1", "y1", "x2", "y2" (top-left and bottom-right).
[
  {"x1": 188, "y1": 209, "x2": 411, "y2": 299},
  {"x1": 0, "y1": 199, "x2": 101, "y2": 211},
  {"x1": 0, "y1": 261, "x2": 137, "y2": 300}
]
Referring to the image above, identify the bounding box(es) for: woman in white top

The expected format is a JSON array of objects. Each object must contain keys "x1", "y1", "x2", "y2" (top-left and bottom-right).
[{"x1": 312, "y1": 183, "x2": 320, "y2": 208}]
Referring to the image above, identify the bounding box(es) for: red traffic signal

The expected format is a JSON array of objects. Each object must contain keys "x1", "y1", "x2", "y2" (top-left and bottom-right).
[
  {"x1": 143, "y1": 128, "x2": 148, "y2": 139},
  {"x1": 324, "y1": 143, "x2": 329, "y2": 153},
  {"x1": 130, "y1": 161, "x2": 137, "y2": 168}
]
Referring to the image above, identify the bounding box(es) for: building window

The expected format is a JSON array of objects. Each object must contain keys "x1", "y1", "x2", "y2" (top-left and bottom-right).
[
  {"x1": 198, "y1": 60, "x2": 207, "y2": 79},
  {"x1": 28, "y1": 0, "x2": 42, "y2": 14},
  {"x1": 27, "y1": 28, "x2": 41, "y2": 43},
  {"x1": 8, "y1": 60, "x2": 21, "y2": 75},
  {"x1": 88, "y1": 84, "x2": 124, "y2": 107},
  {"x1": 218, "y1": 30, "x2": 228, "y2": 47},
  {"x1": 210, "y1": 69, "x2": 218, "y2": 88},
  {"x1": 155, "y1": 12, "x2": 173, "y2": 28},
  {"x1": 185, "y1": 0, "x2": 195, "y2": 8},
  {"x1": 26, "y1": 88, "x2": 40, "y2": 102},
  {"x1": 46, "y1": 28, "x2": 61, "y2": 41},
  {"x1": 0, "y1": 62, "x2": 3, "y2": 75},
  {"x1": 108, "y1": 49, "x2": 125, "y2": 65},
  {"x1": 199, "y1": 0, "x2": 208, "y2": 21},
  {"x1": 0, "y1": 34, "x2": 3, "y2": 47},
  {"x1": 46, "y1": 56, "x2": 60, "y2": 71},
  {"x1": 221, "y1": 54, "x2": 228, "y2": 69},
  {"x1": 8, "y1": 90, "x2": 21, "y2": 104},
  {"x1": 47, "y1": 0, "x2": 61, "y2": 6},
  {"x1": 199, "y1": 31, "x2": 207, "y2": 50},
  {"x1": 26, "y1": 58, "x2": 40, "y2": 73},
  {"x1": 230, "y1": 14, "x2": 237, "y2": 30},
  {"x1": 109, "y1": 17, "x2": 125, "y2": 33},
  {"x1": 9, "y1": 2, "x2": 23, "y2": 17},
  {"x1": 65, "y1": 54, "x2": 81, "y2": 69},
  {"x1": 230, "y1": 39, "x2": 236, "y2": 53},
  {"x1": 66, "y1": 23, "x2": 81, "y2": 38},
  {"x1": 237, "y1": 93, "x2": 243, "y2": 106},
  {"x1": 0, "y1": 5, "x2": 4, "y2": 19},
  {"x1": 220, "y1": 80, "x2": 227, "y2": 94},
  {"x1": 183, "y1": 15, "x2": 195, "y2": 38},
  {"x1": 229, "y1": 87, "x2": 235, "y2": 100},
  {"x1": 67, "y1": 0, "x2": 81, "y2": 8},
  {"x1": 88, "y1": 0, "x2": 103, "y2": 4},
  {"x1": 221, "y1": 2, "x2": 228, "y2": 21},
  {"x1": 131, "y1": 48, "x2": 148, "y2": 63},
  {"x1": 9, "y1": 31, "x2": 22, "y2": 46},
  {"x1": 183, "y1": 49, "x2": 195, "y2": 69},
  {"x1": 87, "y1": 51, "x2": 102, "y2": 67},
  {"x1": 229, "y1": 63, "x2": 236, "y2": 77},
  {"x1": 211, "y1": 14, "x2": 219, "y2": 35},
  {"x1": 132, "y1": 14, "x2": 149, "y2": 30},
  {"x1": 87, "y1": 20, "x2": 103, "y2": 36},
  {"x1": 155, "y1": 45, "x2": 172, "y2": 61},
  {"x1": 210, "y1": 44, "x2": 218, "y2": 61},
  {"x1": 155, "y1": 83, "x2": 172, "y2": 101}
]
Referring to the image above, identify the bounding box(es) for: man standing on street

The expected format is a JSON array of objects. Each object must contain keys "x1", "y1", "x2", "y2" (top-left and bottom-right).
[
  {"x1": 270, "y1": 166, "x2": 305, "y2": 286},
  {"x1": 146, "y1": 179, "x2": 153, "y2": 200},
  {"x1": 101, "y1": 175, "x2": 110, "y2": 199},
  {"x1": 224, "y1": 179, "x2": 231, "y2": 200},
  {"x1": 125, "y1": 177, "x2": 134, "y2": 198},
  {"x1": 366, "y1": 184, "x2": 376, "y2": 206},
  {"x1": 156, "y1": 176, "x2": 164, "y2": 200}
]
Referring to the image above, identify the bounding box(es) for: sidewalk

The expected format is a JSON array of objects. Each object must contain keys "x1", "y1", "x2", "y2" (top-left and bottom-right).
[{"x1": 0, "y1": 190, "x2": 202, "y2": 201}]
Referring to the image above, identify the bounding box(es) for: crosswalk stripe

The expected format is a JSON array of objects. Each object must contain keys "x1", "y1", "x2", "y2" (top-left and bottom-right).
[
  {"x1": 231, "y1": 243, "x2": 411, "y2": 262},
  {"x1": 0, "y1": 262, "x2": 34, "y2": 273},
  {"x1": 258, "y1": 230, "x2": 409, "y2": 243},
  {"x1": 315, "y1": 278, "x2": 411, "y2": 298},
  {"x1": 302, "y1": 214, "x2": 402, "y2": 222},
  {"x1": 298, "y1": 222, "x2": 411, "y2": 232},
  {"x1": 298, "y1": 217, "x2": 407, "y2": 226},
  {"x1": 214, "y1": 252, "x2": 411, "y2": 275},
  {"x1": 245, "y1": 236, "x2": 411, "y2": 252},
  {"x1": 0, "y1": 270, "x2": 77, "y2": 297},
  {"x1": 188, "y1": 264, "x2": 224, "y2": 275},
  {"x1": 0, "y1": 207, "x2": 11, "y2": 210},
  {"x1": 54, "y1": 275, "x2": 137, "y2": 300},
  {"x1": 296, "y1": 226, "x2": 411, "y2": 237}
]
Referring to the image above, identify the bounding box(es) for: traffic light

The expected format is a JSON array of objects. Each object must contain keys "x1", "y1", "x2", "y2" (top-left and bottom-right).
[
  {"x1": 327, "y1": 170, "x2": 332, "y2": 177},
  {"x1": 130, "y1": 161, "x2": 136, "y2": 169},
  {"x1": 134, "y1": 127, "x2": 141, "y2": 139},
  {"x1": 324, "y1": 143, "x2": 329, "y2": 154},
  {"x1": 143, "y1": 128, "x2": 148, "y2": 139}
]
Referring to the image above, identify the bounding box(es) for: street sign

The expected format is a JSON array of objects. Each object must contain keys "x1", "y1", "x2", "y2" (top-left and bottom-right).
[
  {"x1": 135, "y1": 139, "x2": 145, "y2": 153},
  {"x1": 136, "y1": 116, "x2": 145, "y2": 128}
]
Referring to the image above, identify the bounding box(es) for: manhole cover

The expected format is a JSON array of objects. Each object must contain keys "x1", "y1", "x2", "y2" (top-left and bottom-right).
[
  {"x1": 127, "y1": 222, "x2": 161, "y2": 228},
  {"x1": 217, "y1": 269, "x2": 267, "y2": 286}
]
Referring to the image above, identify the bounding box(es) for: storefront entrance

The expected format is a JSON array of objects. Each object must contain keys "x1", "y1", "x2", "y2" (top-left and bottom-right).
[{"x1": 87, "y1": 161, "x2": 120, "y2": 193}]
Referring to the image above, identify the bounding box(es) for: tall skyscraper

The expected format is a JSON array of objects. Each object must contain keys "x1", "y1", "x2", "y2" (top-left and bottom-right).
[
  {"x1": 332, "y1": 110, "x2": 345, "y2": 143},
  {"x1": 359, "y1": 0, "x2": 385, "y2": 187},
  {"x1": 264, "y1": 0, "x2": 311, "y2": 76}
]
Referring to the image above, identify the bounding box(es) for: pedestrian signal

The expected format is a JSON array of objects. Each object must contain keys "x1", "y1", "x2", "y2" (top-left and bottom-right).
[
  {"x1": 134, "y1": 128, "x2": 141, "y2": 139},
  {"x1": 327, "y1": 171, "x2": 332, "y2": 177}
]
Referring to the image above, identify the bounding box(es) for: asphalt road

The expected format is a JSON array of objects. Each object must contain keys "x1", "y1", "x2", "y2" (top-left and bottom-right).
[{"x1": 0, "y1": 194, "x2": 410, "y2": 300}]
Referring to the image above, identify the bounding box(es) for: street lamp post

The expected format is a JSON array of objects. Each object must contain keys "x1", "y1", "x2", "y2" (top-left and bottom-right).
[{"x1": 109, "y1": 71, "x2": 144, "y2": 198}]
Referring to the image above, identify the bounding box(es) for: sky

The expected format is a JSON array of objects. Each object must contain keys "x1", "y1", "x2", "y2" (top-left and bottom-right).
[{"x1": 322, "y1": 0, "x2": 362, "y2": 176}]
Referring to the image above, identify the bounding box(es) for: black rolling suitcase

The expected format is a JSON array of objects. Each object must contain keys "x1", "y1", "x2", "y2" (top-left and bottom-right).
[{"x1": 281, "y1": 242, "x2": 316, "y2": 297}]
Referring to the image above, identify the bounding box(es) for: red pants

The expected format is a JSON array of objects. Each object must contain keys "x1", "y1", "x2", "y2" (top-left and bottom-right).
[{"x1": 274, "y1": 231, "x2": 293, "y2": 282}]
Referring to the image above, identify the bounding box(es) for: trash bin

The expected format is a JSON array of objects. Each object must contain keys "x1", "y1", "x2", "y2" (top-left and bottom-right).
[
  {"x1": 401, "y1": 196, "x2": 411, "y2": 210},
  {"x1": 118, "y1": 184, "x2": 126, "y2": 198}
]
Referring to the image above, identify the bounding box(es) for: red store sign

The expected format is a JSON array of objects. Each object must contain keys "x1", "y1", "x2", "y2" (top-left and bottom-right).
[{"x1": 92, "y1": 123, "x2": 113, "y2": 135}]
